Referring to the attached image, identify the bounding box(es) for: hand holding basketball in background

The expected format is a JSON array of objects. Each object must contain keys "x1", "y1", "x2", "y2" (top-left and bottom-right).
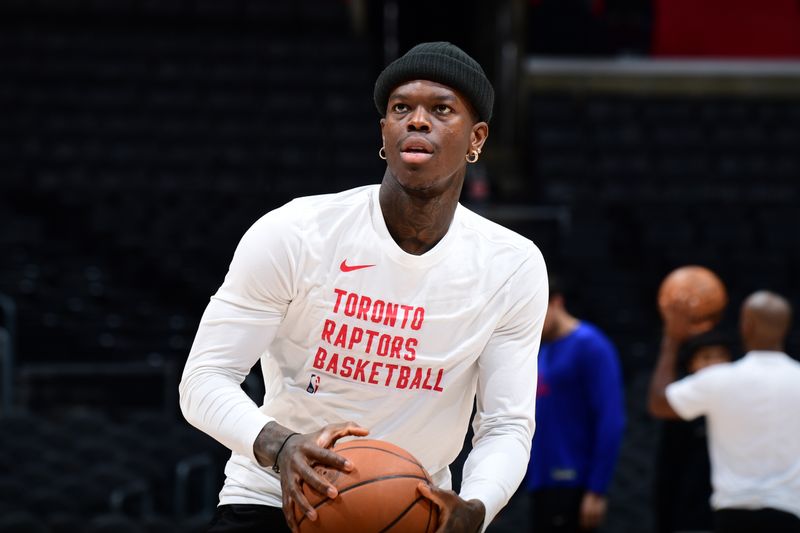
[
  {"x1": 660, "y1": 305, "x2": 704, "y2": 343},
  {"x1": 657, "y1": 265, "x2": 728, "y2": 342}
]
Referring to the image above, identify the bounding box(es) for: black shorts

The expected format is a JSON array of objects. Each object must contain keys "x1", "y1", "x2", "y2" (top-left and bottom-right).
[
  {"x1": 714, "y1": 507, "x2": 800, "y2": 533},
  {"x1": 207, "y1": 504, "x2": 291, "y2": 533},
  {"x1": 529, "y1": 487, "x2": 595, "y2": 533}
]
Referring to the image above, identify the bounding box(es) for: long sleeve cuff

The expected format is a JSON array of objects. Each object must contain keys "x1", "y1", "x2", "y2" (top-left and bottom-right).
[
  {"x1": 459, "y1": 481, "x2": 506, "y2": 533},
  {"x1": 234, "y1": 410, "x2": 276, "y2": 466}
]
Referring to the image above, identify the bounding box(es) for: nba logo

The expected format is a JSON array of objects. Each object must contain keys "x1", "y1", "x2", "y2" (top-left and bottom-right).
[{"x1": 307, "y1": 374, "x2": 320, "y2": 394}]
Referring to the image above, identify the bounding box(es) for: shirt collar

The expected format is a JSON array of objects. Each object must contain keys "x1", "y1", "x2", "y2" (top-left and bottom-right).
[{"x1": 744, "y1": 350, "x2": 789, "y2": 359}]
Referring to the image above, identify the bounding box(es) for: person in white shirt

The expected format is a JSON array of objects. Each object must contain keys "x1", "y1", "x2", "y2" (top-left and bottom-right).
[
  {"x1": 179, "y1": 42, "x2": 548, "y2": 533},
  {"x1": 650, "y1": 290, "x2": 800, "y2": 533}
]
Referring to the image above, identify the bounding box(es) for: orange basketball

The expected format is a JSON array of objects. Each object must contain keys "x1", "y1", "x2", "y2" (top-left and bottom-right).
[
  {"x1": 657, "y1": 265, "x2": 727, "y2": 326},
  {"x1": 296, "y1": 439, "x2": 439, "y2": 533}
]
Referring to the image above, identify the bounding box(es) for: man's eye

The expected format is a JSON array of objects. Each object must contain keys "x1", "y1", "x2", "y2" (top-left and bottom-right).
[
  {"x1": 434, "y1": 105, "x2": 452, "y2": 115},
  {"x1": 392, "y1": 103, "x2": 408, "y2": 113}
]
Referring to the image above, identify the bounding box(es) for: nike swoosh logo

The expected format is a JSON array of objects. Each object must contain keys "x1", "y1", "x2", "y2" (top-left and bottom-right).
[{"x1": 340, "y1": 260, "x2": 375, "y2": 272}]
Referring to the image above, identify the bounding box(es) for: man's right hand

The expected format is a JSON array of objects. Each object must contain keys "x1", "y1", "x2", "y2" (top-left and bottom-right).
[
  {"x1": 661, "y1": 301, "x2": 712, "y2": 343},
  {"x1": 254, "y1": 421, "x2": 369, "y2": 532}
]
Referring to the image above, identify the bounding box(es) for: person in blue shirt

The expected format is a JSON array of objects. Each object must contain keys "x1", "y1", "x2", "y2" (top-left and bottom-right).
[{"x1": 525, "y1": 277, "x2": 626, "y2": 532}]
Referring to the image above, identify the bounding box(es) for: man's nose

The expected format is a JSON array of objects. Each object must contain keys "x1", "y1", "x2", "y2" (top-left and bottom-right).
[{"x1": 407, "y1": 106, "x2": 431, "y2": 132}]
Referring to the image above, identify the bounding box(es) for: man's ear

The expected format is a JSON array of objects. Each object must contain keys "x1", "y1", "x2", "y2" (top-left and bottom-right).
[{"x1": 470, "y1": 121, "x2": 489, "y2": 154}]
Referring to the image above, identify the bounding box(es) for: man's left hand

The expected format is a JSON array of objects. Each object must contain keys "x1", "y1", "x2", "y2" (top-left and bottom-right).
[
  {"x1": 417, "y1": 483, "x2": 485, "y2": 533},
  {"x1": 579, "y1": 491, "x2": 607, "y2": 531}
]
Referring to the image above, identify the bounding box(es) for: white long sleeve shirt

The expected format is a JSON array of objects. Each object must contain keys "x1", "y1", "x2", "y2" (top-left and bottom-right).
[{"x1": 179, "y1": 185, "x2": 548, "y2": 526}]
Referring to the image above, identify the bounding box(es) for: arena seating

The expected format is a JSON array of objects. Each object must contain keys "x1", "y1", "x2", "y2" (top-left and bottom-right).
[
  {"x1": 0, "y1": 408, "x2": 227, "y2": 532},
  {"x1": 526, "y1": 91, "x2": 800, "y2": 344},
  {"x1": 1, "y1": 0, "x2": 380, "y2": 529},
  {"x1": 0, "y1": 0, "x2": 381, "y2": 372}
]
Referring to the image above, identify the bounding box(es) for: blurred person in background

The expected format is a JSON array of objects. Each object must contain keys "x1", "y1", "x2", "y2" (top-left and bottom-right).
[
  {"x1": 179, "y1": 42, "x2": 548, "y2": 533},
  {"x1": 524, "y1": 276, "x2": 626, "y2": 532},
  {"x1": 649, "y1": 330, "x2": 735, "y2": 533},
  {"x1": 650, "y1": 290, "x2": 800, "y2": 533}
]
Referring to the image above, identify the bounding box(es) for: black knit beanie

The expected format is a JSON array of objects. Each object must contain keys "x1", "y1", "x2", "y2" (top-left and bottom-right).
[{"x1": 373, "y1": 41, "x2": 494, "y2": 123}]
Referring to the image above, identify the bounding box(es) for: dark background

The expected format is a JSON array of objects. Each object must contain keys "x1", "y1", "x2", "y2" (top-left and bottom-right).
[{"x1": 1, "y1": 0, "x2": 799, "y2": 532}]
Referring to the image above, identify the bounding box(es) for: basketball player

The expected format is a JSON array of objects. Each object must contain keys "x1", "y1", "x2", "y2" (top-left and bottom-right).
[
  {"x1": 650, "y1": 291, "x2": 800, "y2": 532},
  {"x1": 649, "y1": 330, "x2": 734, "y2": 533},
  {"x1": 180, "y1": 42, "x2": 548, "y2": 532}
]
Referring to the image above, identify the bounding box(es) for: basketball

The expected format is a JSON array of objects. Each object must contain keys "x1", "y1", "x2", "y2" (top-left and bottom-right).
[
  {"x1": 296, "y1": 439, "x2": 439, "y2": 533},
  {"x1": 657, "y1": 265, "x2": 727, "y2": 328}
]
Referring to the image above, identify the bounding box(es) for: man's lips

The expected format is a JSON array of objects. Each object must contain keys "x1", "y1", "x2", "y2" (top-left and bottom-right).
[
  {"x1": 399, "y1": 137, "x2": 434, "y2": 164},
  {"x1": 400, "y1": 151, "x2": 433, "y2": 164}
]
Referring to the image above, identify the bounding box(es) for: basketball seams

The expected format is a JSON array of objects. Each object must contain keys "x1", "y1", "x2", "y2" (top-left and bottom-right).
[
  {"x1": 425, "y1": 495, "x2": 434, "y2": 533},
  {"x1": 378, "y1": 496, "x2": 431, "y2": 533},
  {"x1": 296, "y1": 474, "x2": 431, "y2": 527},
  {"x1": 337, "y1": 444, "x2": 428, "y2": 473},
  {"x1": 296, "y1": 440, "x2": 436, "y2": 531}
]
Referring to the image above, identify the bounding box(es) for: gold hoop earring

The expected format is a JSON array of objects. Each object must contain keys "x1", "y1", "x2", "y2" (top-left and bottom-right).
[
  {"x1": 466, "y1": 150, "x2": 480, "y2": 164},
  {"x1": 379, "y1": 147, "x2": 387, "y2": 160}
]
